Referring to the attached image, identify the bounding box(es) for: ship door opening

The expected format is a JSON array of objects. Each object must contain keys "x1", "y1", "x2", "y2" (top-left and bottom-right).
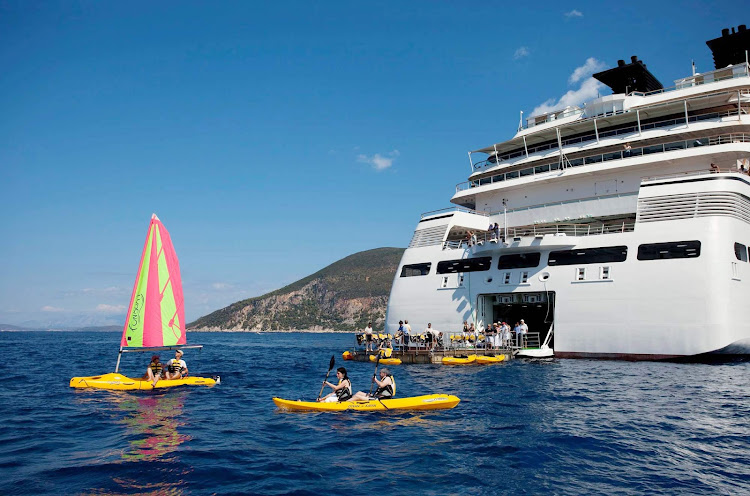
[{"x1": 476, "y1": 292, "x2": 555, "y2": 348}]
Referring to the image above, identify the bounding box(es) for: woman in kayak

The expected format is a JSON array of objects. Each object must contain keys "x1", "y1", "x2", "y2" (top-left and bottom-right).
[
  {"x1": 319, "y1": 367, "x2": 352, "y2": 402},
  {"x1": 143, "y1": 354, "x2": 163, "y2": 386},
  {"x1": 350, "y1": 368, "x2": 396, "y2": 401}
]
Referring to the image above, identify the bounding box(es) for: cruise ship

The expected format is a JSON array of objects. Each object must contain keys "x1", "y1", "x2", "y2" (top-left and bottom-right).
[{"x1": 385, "y1": 26, "x2": 750, "y2": 359}]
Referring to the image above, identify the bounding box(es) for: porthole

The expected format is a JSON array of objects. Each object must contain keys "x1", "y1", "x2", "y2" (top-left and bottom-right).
[{"x1": 539, "y1": 272, "x2": 550, "y2": 281}]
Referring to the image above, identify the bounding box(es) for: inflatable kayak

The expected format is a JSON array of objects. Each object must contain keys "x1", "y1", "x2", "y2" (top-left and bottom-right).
[
  {"x1": 70, "y1": 372, "x2": 217, "y2": 390},
  {"x1": 342, "y1": 351, "x2": 354, "y2": 360},
  {"x1": 273, "y1": 394, "x2": 460, "y2": 412},
  {"x1": 368, "y1": 355, "x2": 402, "y2": 365},
  {"x1": 476, "y1": 354, "x2": 506, "y2": 364},
  {"x1": 442, "y1": 354, "x2": 477, "y2": 365}
]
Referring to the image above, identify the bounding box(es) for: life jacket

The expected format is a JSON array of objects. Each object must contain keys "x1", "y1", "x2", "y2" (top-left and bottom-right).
[
  {"x1": 167, "y1": 359, "x2": 184, "y2": 374},
  {"x1": 379, "y1": 348, "x2": 393, "y2": 358},
  {"x1": 335, "y1": 378, "x2": 352, "y2": 401},
  {"x1": 375, "y1": 375, "x2": 396, "y2": 398},
  {"x1": 149, "y1": 361, "x2": 162, "y2": 374}
]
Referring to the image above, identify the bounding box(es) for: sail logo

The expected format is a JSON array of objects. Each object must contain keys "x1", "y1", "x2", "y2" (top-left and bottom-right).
[{"x1": 128, "y1": 294, "x2": 145, "y2": 334}]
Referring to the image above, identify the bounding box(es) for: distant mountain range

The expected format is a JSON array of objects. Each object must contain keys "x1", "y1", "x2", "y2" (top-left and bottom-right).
[
  {"x1": 189, "y1": 247, "x2": 405, "y2": 332},
  {"x1": 0, "y1": 324, "x2": 121, "y2": 332}
]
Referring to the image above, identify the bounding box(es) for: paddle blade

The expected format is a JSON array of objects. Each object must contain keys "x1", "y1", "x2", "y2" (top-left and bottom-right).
[{"x1": 328, "y1": 355, "x2": 335, "y2": 371}]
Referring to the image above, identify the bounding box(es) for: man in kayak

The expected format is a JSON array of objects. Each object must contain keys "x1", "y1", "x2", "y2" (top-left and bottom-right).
[
  {"x1": 143, "y1": 354, "x2": 163, "y2": 386},
  {"x1": 319, "y1": 367, "x2": 352, "y2": 402},
  {"x1": 350, "y1": 368, "x2": 395, "y2": 401},
  {"x1": 164, "y1": 349, "x2": 188, "y2": 380}
]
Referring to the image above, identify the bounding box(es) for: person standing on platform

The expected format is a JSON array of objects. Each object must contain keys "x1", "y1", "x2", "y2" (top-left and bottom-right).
[
  {"x1": 519, "y1": 319, "x2": 529, "y2": 348},
  {"x1": 364, "y1": 322, "x2": 374, "y2": 352}
]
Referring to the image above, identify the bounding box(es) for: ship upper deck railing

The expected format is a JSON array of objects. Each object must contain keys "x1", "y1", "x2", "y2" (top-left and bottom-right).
[
  {"x1": 442, "y1": 220, "x2": 636, "y2": 250},
  {"x1": 456, "y1": 131, "x2": 750, "y2": 193},
  {"x1": 642, "y1": 166, "x2": 750, "y2": 182},
  {"x1": 471, "y1": 106, "x2": 747, "y2": 174},
  {"x1": 420, "y1": 206, "x2": 489, "y2": 220},
  {"x1": 521, "y1": 62, "x2": 750, "y2": 130}
]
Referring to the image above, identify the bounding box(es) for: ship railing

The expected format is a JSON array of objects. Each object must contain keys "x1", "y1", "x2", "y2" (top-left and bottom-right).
[
  {"x1": 517, "y1": 63, "x2": 749, "y2": 130},
  {"x1": 420, "y1": 206, "x2": 489, "y2": 220},
  {"x1": 643, "y1": 166, "x2": 750, "y2": 182},
  {"x1": 443, "y1": 221, "x2": 636, "y2": 249},
  {"x1": 630, "y1": 62, "x2": 750, "y2": 97},
  {"x1": 457, "y1": 131, "x2": 750, "y2": 193},
  {"x1": 470, "y1": 107, "x2": 746, "y2": 175}
]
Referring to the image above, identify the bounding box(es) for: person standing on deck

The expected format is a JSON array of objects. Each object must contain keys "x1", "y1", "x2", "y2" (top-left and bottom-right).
[
  {"x1": 519, "y1": 319, "x2": 529, "y2": 348},
  {"x1": 404, "y1": 320, "x2": 412, "y2": 348},
  {"x1": 364, "y1": 322, "x2": 374, "y2": 352}
]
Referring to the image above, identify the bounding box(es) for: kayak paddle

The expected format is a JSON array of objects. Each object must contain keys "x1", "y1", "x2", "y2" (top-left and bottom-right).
[
  {"x1": 368, "y1": 354, "x2": 380, "y2": 396},
  {"x1": 316, "y1": 355, "x2": 336, "y2": 401}
]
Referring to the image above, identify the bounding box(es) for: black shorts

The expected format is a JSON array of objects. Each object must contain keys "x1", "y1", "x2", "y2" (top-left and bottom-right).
[{"x1": 366, "y1": 335, "x2": 372, "y2": 342}]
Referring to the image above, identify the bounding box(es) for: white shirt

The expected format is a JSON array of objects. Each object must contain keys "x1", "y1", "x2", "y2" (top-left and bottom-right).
[
  {"x1": 167, "y1": 358, "x2": 187, "y2": 373},
  {"x1": 520, "y1": 323, "x2": 528, "y2": 334},
  {"x1": 364, "y1": 325, "x2": 373, "y2": 335}
]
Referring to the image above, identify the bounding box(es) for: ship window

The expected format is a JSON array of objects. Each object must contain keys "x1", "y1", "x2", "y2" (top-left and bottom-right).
[
  {"x1": 498, "y1": 252, "x2": 541, "y2": 269},
  {"x1": 576, "y1": 268, "x2": 586, "y2": 281},
  {"x1": 585, "y1": 155, "x2": 603, "y2": 164},
  {"x1": 520, "y1": 167, "x2": 533, "y2": 177},
  {"x1": 521, "y1": 271, "x2": 529, "y2": 283},
  {"x1": 441, "y1": 276, "x2": 449, "y2": 288},
  {"x1": 492, "y1": 174, "x2": 505, "y2": 183},
  {"x1": 550, "y1": 163, "x2": 561, "y2": 171},
  {"x1": 603, "y1": 151, "x2": 621, "y2": 162},
  {"x1": 436, "y1": 257, "x2": 492, "y2": 274},
  {"x1": 535, "y1": 164, "x2": 550, "y2": 174},
  {"x1": 458, "y1": 275, "x2": 465, "y2": 286},
  {"x1": 503, "y1": 272, "x2": 511, "y2": 284},
  {"x1": 568, "y1": 158, "x2": 584, "y2": 167},
  {"x1": 664, "y1": 141, "x2": 687, "y2": 151},
  {"x1": 549, "y1": 246, "x2": 628, "y2": 266},
  {"x1": 734, "y1": 242, "x2": 748, "y2": 262},
  {"x1": 601, "y1": 266, "x2": 611, "y2": 279},
  {"x1": 643, "y1": 144, "x2": 663, "y2": 155},
  {"x1": 400, "y1": 263, "x2": 432, "y2": 277},
  {"x1": 637, "y1": 241, "x2": 701, "y2": 260},
  {"x1": 506, "y1": 171, "x2": 520, "y2": 179}
]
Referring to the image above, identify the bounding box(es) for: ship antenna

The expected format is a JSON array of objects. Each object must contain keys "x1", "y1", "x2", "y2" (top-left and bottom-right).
[{"x1": 518, "y1": 110, "x2": 524, "y2": 132}]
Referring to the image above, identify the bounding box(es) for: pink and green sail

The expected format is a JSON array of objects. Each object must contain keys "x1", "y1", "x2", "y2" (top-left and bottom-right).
[{"x1": 120, "y1": 214, "x2": 186, "y2": 348}]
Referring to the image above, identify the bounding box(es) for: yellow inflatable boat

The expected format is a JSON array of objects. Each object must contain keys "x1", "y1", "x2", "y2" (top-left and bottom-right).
[
  {"x1": 368, "y1": 354, "x2": 402, "y2": 365},
  {"x1": 442, "y1": 354, "x2": 477, "y2": 365},
  {"x1": 273, "y1": 394, "x2": 460, "y2": 412},
  {"x1": 70, "y1": 372, "x2": 217, "y2": 391},
  {"x1": 475, "y1": 354, "x2": 506, "y2": 364}
]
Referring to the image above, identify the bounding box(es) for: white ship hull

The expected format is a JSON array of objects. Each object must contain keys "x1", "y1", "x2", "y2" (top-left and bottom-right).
[{"x1": 385, "y1": 47, "x2": 750, "y2": 360}]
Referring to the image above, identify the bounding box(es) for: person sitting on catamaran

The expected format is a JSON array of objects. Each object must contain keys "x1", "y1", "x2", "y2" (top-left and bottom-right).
[
  {"x1": 165, "y1": 349, "x2": 188, "y2": 380},
  {"x1": 350, "y1": 368, "x2": 396, "y2": 401},
  {"x1": 319, "y1": 367, "x2": 352, "y2": 402},
  {"x1": 143, "y1": 354, "x2": 163, "y2": 386}
]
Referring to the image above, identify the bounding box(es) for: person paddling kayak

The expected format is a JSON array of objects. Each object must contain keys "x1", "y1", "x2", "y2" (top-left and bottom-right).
[
  {"x1": 318, "y1": 367, "x2": 352, "y2": 403},
  {"x1": 351, "y1": 368, "x2": 396, "y2": 401}
]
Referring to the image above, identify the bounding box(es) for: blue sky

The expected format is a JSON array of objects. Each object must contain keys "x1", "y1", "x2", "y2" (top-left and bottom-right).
[{"x1": 0, "y1": 1, "x2": 745, "y2": 327}]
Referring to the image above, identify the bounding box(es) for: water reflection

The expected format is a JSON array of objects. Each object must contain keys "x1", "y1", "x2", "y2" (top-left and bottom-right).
[{"x1": 116, "y1": 391, "x2": 191, "y2": 462}]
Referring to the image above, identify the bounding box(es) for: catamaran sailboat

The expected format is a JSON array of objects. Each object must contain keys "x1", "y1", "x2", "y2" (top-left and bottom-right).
[
  {"x1": 385, "y1": 26, "x2": 750, "y2": 360},
  {"x1": 70, "y1": 214, "x2": 217, "y2": 389}
]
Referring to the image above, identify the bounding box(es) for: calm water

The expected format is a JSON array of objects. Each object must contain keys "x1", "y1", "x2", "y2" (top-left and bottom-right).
[{"x1": 0, "y1": 331, "x2": 748, "y2": 495}]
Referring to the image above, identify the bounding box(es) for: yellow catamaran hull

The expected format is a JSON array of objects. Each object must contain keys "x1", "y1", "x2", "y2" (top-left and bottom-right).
[
  {"x1": 273, "y1": 394, "x2": 460, "y2": 412},
  {"x1": 70, "y1": 372, "x2": 216, "y2": 390}
]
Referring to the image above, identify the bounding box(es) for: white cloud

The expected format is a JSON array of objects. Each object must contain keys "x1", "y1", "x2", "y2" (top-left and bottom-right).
[
  {"x1": 568, "y1": 57, "x2": 606, "y2": 84},
  {"x1": 212, "y1": 282, "x2": 233, "y2": 290},
  {"x1": 565, "y1": 9, "x2": 583, "y2": 18},
  {"x1": 531, "y1": 77, "x2": 604, "y2": 117},
  {"x1": 42, "y1": 305, "x2": 65, "y2": 312},
  {"x1": 357, "y1": 150, "x2": 400, "y2": 171},
  {"x1": 514, "y1": 46, "x2": 530, "y2": 60},
  {"x1": 530, "y1": 58, "x2": 607, "y2": 117},
  {"x1": 96, "y1": 304, "x2": 126, "y2": 314}
]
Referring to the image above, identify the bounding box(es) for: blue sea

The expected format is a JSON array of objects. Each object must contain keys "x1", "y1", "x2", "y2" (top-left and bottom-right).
[{"x1": 0, "y1": 331, "x2": 748, "y2": 495}]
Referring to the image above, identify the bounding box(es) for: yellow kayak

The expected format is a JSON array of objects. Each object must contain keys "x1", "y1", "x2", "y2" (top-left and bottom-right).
[
  {"x1": 476, "y1": 354, "x2": 506, "y2": 364},
  {"x1": 368, "y1": 355, "x2": 402, "y2": 365},
  {"x1": 69, "y1": 372, "x2": 217, "y2": 390},
  {"x1": 273, "y1": 394, "x2": 460, "y2": 412},
  {"x1": 442, "y1": 354, "x2": 477, "y2": 365}
]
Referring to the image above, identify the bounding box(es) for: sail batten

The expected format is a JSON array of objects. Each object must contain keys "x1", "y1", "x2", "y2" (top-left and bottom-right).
[{"x1": 120, "y1": 216, "x2": 186, "y2": 348}]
